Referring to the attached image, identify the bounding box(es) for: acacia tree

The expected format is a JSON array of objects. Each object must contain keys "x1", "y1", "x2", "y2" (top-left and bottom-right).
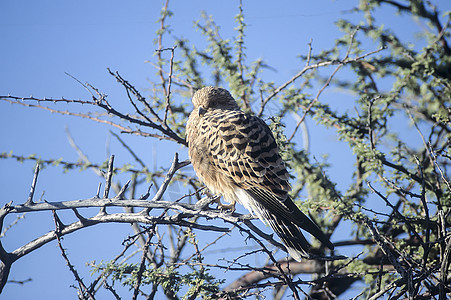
[{"x1": 1, "y1": 0, "x2": 450, "y2": 299}]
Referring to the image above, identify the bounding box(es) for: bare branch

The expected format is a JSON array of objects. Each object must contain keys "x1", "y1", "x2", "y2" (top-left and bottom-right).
[
  {"x1": 11, "y1": 209, "x2": 231, "y2": 260},
  {"x1": 1, "y1": 93, "x2": 187, "y2": 145},
  {"x1": 152, "y1": 153, "x2": 189, "y2": 202}
]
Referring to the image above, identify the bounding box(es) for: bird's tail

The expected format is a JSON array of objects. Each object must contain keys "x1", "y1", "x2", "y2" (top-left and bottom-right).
[
  {"x1": 289, "y1": 205, "x2": 335, "y2": 250},
  {"x1": 244, "y1": 188, "x2": 334, "y2": 260},
  {"x1": 262, "y1": 210, "x2": 312, "y2": 261}
]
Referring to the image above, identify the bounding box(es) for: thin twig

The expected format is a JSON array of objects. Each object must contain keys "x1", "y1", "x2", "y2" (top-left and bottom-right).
[
  {"x1": 287, "y1": 62, "x2": 343, "y2": 142},
  {"x1": 53, "y1": 210, "x2": 95, "y2": 300},
  {"x1": 156, "y1": 0, "x2": 171, "y2": 111},
  {"x1": 232, "y1": 222, "x2": 301, "y2": 300},
  {"x1": 107, "y1": 68, "x2": 162, "y2": 123},
  {"x1": 288, "y1": 28, "x2": 360, "y2": 142},
  {"x1": 162, "y1": 46, "x2": 177, "y2": 127},
  {"x1": 2, "y1": 94, "x2": 187, "y2": 145},
  {"x1": 103, "y1": 281, "x2": 122, "y2": 300},
  {"x1": 150, "y1": 153, "x2": 189, "y2": 202},
  {"x1": 110, "y1": 131, "x2": 146, "y2": 168},
  {"x1": 257, "y1": 44, "x2": 384, "y2": 117},
  {"x1": 132, "y1": 232, "x2": 153, "y2": 300}
]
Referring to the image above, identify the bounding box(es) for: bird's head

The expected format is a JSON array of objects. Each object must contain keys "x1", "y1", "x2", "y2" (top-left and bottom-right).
[{"x1": 192, "y1": 86, "x2": 239, "y2": 115}]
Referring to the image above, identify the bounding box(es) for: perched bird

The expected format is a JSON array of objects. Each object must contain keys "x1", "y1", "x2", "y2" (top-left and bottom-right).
[{"x1": 186, "y1": 86, "x2": 334, "y2": 261}]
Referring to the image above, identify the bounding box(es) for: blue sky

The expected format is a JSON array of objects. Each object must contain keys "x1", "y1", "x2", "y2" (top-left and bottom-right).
[{"x1": 1, "y1": 0, "x2": 450, "y2": 298}]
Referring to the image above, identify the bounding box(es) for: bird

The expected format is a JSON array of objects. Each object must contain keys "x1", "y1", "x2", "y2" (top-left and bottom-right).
[{"x1": 186, "y1": 86, "x2": 334, "y2": 261}]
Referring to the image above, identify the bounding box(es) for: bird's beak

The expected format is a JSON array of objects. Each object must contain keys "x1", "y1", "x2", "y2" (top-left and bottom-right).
[{"x1": 198, "y1": 106, "x2": 207, "y2": 116}]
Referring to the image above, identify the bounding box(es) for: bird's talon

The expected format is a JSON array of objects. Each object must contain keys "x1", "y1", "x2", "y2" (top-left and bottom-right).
[
  {"x1": 202, "y1": 188, "x2": 214, "y2": 198},
  {"x1": 217, "y1": 203, "x2": 236, "y2": 213}
]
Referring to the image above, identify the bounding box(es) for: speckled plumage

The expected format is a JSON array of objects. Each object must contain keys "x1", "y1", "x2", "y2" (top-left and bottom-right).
[{"x1": 186, "y1": 86, "x2": 334, "y2": 260}]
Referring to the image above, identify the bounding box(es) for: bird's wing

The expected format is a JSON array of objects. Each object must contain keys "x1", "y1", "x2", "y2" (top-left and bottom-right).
[{"x1": 206, "y1": 110, "x2": 291, "y2": 194}]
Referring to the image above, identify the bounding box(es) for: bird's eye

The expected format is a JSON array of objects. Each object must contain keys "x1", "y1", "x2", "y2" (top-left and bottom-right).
[{"x1": 198, "y1": 106, "x2": 207, "y2": 116}]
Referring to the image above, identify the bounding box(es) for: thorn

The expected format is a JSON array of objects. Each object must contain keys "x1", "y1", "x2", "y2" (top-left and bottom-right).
[
  {"x1": 0, "y1": 201, "x2": 14, "y2": 217},
  {"x1": 139, "y1": 183, "x2": 153, "y2": 200},
  {"x1": 52, "y1": 210, "x2": 66, "y2": 233},
  {"x1": 103, "y1": 155, "x2": 115, "y2": 199},
  {"x1": 95, "y1": 183, "x2": 102, "y2": 198},
  {"x1": 25, "y1": 164, "x2": 40, "y2": 206},
  {"x1": 140, "y1": 208, "x2": 151, "y2": 216},
  {"x1": 114, "y1": 180, "x2": 131, "y2": 200},
  {"x1": 3, "y1": 201, "x2": 13, "y2": 209},
  {"x1": 72, "y1": 208, "x2": 88, "y2": 224}
]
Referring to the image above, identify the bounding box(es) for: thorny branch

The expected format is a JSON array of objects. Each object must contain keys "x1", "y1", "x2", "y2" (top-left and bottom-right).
[
  {"x1": 0, "y1": 154, "x2": 302, "y2": 295},
  {"x1": 0, "y1": 96, "x2": 183, "y2": 144},
  {"x1": 1, "y1": 61, "x2": 187, "y2": 146},
  {"x1": 1, "y1": 153, "x2": 352, "y2": 298}
]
